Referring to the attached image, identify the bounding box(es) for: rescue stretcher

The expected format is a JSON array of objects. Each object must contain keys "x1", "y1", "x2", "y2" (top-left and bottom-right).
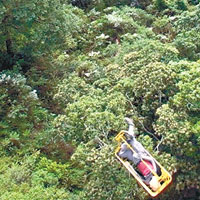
[{"x1": 115, "y1": 130, "x2": 172, "y2": 197}]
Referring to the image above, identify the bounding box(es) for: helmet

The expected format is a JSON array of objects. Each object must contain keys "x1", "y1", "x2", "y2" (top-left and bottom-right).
[{"x1": 149, "y1": 176, "x2": 161, "y2": 192}]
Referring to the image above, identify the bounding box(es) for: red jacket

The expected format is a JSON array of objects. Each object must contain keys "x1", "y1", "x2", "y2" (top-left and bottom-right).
[{"x1": 137, "y1": 160, "x2": 154, "y2": 176}]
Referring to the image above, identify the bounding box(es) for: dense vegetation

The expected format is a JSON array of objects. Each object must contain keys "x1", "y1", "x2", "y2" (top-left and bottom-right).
[{"x1": 0, "y1": 0, "x2": 200, "y2": 199}]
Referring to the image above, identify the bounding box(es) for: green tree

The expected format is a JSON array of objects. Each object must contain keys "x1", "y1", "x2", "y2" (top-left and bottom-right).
[
  {"x1": 154, "y1": 61, "x2": 200, "y2": 198},
  {"x1": 0, "y1": 0, "x2": 82, "y2": 70}
]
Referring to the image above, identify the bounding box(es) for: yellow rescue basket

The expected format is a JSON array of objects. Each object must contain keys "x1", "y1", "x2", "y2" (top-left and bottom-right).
[{"x1": 115, "y1": 131, "x2": 172, "y2": 197}]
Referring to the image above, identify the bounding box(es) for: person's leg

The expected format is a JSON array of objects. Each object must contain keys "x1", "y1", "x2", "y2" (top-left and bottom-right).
[
  {"x1": 125, "y1": 118, "x2": 135, "y2": 137},
  {"x1": 125, "y1": 117, "x2": 134, "y2": 126}
]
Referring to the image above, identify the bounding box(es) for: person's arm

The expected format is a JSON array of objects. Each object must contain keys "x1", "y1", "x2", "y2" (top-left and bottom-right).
[
  {"x1": 118, "y1": 143, "x2": 128, "y2": 157},
  {"x1": 141, "y1": 155, "x2": 157, "y2": 172},
  {"x1": 119, "y1": 145, "x2": 141, "y2": 165}
]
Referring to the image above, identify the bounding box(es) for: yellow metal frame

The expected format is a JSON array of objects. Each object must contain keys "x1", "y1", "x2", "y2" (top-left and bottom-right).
[{"x1": 115, "y1": 131, "x2": 172, "y2": 197}]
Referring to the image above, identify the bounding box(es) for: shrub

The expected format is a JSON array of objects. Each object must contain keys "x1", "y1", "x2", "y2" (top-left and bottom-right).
[
  {"x1": 174, "y1": 29, "x2": 200, "y2": 60},
  {"x1": 0, "y1": 70, "x2": 50, "y2": 154},
  {"x1": 154, "y1": 0, "x2": 168, "y2": 11},
  {"x1": 154, "y1": 61, "x2": 200, "y2": 195},
  {"x1": 175, "y1": 0, "x2": 188, "y2": 10}
]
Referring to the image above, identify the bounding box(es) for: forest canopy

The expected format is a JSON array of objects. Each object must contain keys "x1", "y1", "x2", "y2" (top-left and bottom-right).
[{"x1": 0, "y1": 0, "x2": 200, "y2": 199}]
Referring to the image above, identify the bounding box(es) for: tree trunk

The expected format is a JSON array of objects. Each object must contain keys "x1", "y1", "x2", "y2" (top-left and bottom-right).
[{"x1": 6, "y1": 38, "x2": 14, "y2": 57}]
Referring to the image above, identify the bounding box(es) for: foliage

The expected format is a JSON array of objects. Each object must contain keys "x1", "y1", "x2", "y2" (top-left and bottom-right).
[
  {"x1": 154, "y1": 0, "x2": 168, "y2": 11},
  {"x1": 131, "y1": 62, "x2": 177, "y2": 122},
  {"x1": 1, "y1": 1, "x2": 200, "y2": 200},
  {"x1": 173, "y1": 5, "x2": 200, "y2": 60},
  {"x1": 188, "y1": 0, "x2": 200, "y2": 5},
  {"x1": 71, "y1": 0, "x2": 133, "y2": 10},
  {"x1": 53, "y1": 87, "x2": 126, "y2": 143},
  {"x1": 154, "y1": 61, "x2": 200, "y2": 196},
  {"x1": 72, "y1": 143, "x2": 147, "y2": 200},
  {"x1": 0, "y1": 1, "x2": 83, "y2": 70},
  {"x1": 0, "y1": 70, "x2": 50, "y2": 154},
  {"x1": 175, "y1": 0, "x2": 188, "y2": 10}
]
